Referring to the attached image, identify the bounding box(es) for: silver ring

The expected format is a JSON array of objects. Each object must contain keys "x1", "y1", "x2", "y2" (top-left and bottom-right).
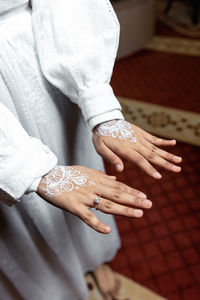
[{"x1": 93, "y1": 197, "x2": 101, "y2": 210}]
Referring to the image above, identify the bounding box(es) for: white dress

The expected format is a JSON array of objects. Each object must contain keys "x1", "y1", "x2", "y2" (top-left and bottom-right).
[{"x1": 0, "y1": 1, "x2": 124, "y2": 299}]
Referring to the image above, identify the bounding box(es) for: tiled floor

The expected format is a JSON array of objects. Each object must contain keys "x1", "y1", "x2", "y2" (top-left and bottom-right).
[{"x1": 108, "y1": 22, "x2": 200, "y2": 300}]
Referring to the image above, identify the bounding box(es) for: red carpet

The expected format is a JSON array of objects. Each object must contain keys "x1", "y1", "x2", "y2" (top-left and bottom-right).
[
  {"x1": 111, "y1": 22, "x2": 200, "y2": 114},
  {"x1": 111, "y1": 50, "x2": 200, "y2": 113},
  {"x1": 108, "y1": 22, "x2": 200, "y2": 300}
]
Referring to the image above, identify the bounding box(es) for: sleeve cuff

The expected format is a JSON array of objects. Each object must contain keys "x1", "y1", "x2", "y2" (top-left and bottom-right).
[
  {"x1": 77, "y1": 84, "x2": 123, "y2": 127},
  {"x1": 89, "y1": 109, "x2": 124, "y2": 131},
  {"x1": 26, "y1": 176, "x2": 43, "y2": 194},
  {"x1": 0, "y1": 137, "x2": 57, "y2": 205}
]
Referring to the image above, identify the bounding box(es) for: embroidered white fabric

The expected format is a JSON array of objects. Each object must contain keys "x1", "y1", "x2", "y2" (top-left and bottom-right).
[
  {"x1": 41, "y1": 166, "x2": 95, "y2": 197},
  {"x1": 96, "y1": 120, "x2": 137, "y2": 143},
  {"x1": 0, "y1": 3, "x2": 121, "y2": 300},
  {"x1": 0, "y1": 0, "x2": 124, "y2": 203},
  {"x1": 31, "y1": 0, "x2": 124, "y2": 130}
]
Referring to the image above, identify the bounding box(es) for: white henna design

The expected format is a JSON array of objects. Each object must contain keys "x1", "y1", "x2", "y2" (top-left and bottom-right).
[
  {"x1": 41, "y1": 166, "x2": 95, "y2": 197},
  {"x1": 96, "y1": 120, "x2": 136, "y2": 143}
]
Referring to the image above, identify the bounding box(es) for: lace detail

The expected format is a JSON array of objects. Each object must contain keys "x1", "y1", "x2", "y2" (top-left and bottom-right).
[
  {"x1": 41, "y1": 166, "x2": 95, "y2": 197},
  {"x1": 96, "y1": 120, "x2": 137, "y2": 143}
]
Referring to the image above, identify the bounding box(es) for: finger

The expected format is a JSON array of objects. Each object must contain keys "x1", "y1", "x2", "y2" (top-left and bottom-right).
[
  {"x1": 79, "y1": 208, "x2": 111, "y2": 234},
  {"x1": 95, "y1": 197, "x2": 144, "y2": 218},
  {"x1": 130, "y1": 150, "x2": 162, "y2": 179},
  {"x1": 133, "y1": 143, "x2": 181, "y2": 173},
  {"x1": 141, "y1": 148, "x2": 181, "y2": 172},
  {"x1": 141, "y1": 139, "x2": 182, "y2": 164},
  {"x1": 95, "y1": 183, "x2": 152, "y2": 209},
  {"x1": 142, "y1": 130, "x2": 176, "y2": 146},
  {"x1": 96, "y1": 141, "x2": 124, "y2": 172},
  {"x1": 98, "y1": 176, "x2": 147, "y2": 199},
  {"x1": 110, "y1": 144, "x2": 162, "y2": 179}
]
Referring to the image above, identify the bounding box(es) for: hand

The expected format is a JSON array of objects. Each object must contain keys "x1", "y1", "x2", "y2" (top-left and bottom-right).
[
  {"x1": 37, "y1": 165, "x2": 152, "y2": 234},
  {"x1": 93, "y1": 120, "x2": 182, "y2": 179}
]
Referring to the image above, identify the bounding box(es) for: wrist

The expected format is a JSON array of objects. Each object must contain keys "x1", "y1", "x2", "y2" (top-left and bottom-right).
[{"x1": 93, "y1": 118, "x2": 123, "y2": 133}]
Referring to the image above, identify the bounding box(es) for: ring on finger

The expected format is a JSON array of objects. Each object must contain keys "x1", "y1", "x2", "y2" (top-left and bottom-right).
[{"x1": 93, "y1": 196, "x2": 101, "y2": 210}]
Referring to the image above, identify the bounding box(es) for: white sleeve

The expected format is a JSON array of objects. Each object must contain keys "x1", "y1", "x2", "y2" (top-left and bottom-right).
[
  {"x1": 0, "y1": 103, "x2": 57, "y2": 206},
  {"x1": 31, "y1": 0, "x2": 124, "y2": 130}
]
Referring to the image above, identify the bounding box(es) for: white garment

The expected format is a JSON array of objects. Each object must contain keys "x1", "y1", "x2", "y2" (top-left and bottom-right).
[
  {"x1": 0, "y1": 1, "x2": 122, "y2": 299},
  {"x1": 32, "y1": 0, "x2": 124, "y2": 130},
  {"x1": 0, "y1": 0, "x2": 124, "y2": 204}
]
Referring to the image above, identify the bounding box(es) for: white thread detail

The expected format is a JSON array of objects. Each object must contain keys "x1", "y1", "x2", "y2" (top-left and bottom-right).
[
  {"x1": 96, "y1": 120, "x2": 136, "y2": 143},
  {"x1": 42, "y1": 166, "x2": 95, "y2": 197}
]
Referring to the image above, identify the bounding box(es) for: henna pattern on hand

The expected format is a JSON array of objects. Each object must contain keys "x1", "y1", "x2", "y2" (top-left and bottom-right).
[
  {"x1": 96, "y1": 120, "x2": 136, "y2": 143},
  {"x1": 41, "y1": 166, "x2": 95, "y2": 197}
]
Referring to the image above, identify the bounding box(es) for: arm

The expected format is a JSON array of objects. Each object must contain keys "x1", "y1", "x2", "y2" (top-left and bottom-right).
[
  {"x1": 31, "y1": 0, "x2": 182, "y2": 177},
  {"x1": 0, "y1": 102, "x2": 57, "y2": 205},
  {"x1": 31, "y1": 0, "x2": 124, "y2": 130},
  {"x1": 0, "y1": 103, "x2": 152, "y2": 230}
]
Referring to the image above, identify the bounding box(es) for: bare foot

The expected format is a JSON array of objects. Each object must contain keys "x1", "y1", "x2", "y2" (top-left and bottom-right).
[{"x1": 92, "y1": 264, "x2": 121, "y2": 300}]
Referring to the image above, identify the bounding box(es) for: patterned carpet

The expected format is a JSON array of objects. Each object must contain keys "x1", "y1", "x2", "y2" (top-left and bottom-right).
[
  {"x1": 107, "y1": 142, "x2": 200, "y2": 300},
  {"x1": 102, "y1": 18, "x2": 200, "y2": 300},
  {"x1": 145, "y1": 36, "x2": 200, "y2": 57},
  {"x1": 119, "y1": 97, "x2": 200, "y2": 147},
  {"x1": 111, "y1": 50, "x2": 200, "y2": 115}
]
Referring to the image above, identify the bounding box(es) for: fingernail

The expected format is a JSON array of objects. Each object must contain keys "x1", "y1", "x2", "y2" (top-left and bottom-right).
[
  {"x1": 135, "y1": 210, "x2": 143, "y2": 217},
  {"x1": 116, "y1": 164, "x2": 122, "y2": 172},
  {"x1": 174, "y1": 156, "x2": 182, "y2": 162},
  {"x1": 103, "y1": 226, "x2": 111, "y2": 233},
  {"x1": 154, "y1": 172, "x2": 162, "y2": 179},
  {"x1": 173, "y1": 165, "x2": 181, "y2": 172},
  {"x1": 139, "y1": 192, "x2": 147, "y2": 198},
  {"x1": 144, "y1": 200, "x2": 152, "y2": 208}
]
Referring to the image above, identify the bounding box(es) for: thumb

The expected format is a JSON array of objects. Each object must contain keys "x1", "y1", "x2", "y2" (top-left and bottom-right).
[{"x1": 96, "y1": 142, "x2": 124, "y2": 172}]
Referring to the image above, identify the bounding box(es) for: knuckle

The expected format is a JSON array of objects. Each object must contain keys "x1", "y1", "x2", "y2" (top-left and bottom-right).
[
  {"x1": 92, "y1": 220, "x2": 101, "y2": 231},
  {"x1": 103, "y1": 200, "x2": 113, "y2": 210},
  {"x1": 167, "y1": 153, "x2": 173, "y2": 160},
  {"x1": 119, "y1": 185, "x2": 127, "y2": 193},
  {"x1": 165, "y1": 161, "x2": 173, "y2": 169},
  {"x1": 137, "y1": 156, "x2": 145, "y2": 164},
  {"x1": 147, "y1": 153, "x2": 155, "y2": 161},
  {"x1": 156, "y1": 137, "x2": 162, "y2": 143},
  {"x1": 151, "y1": 145, "x2": 157, "y2": 152},
  {"x1": 124, "y1": 207, "x2": 133, "y2": 216},
  {"x1": 83, "y1": 210, "x2": 93, "y2": 223},
  {"x1": 115, "y1": 181, "x2": 124, "y2": 190},
  {"x1": 133, "y1": 197, "x2": 140, "y2": 206},
  {"x1": 110, "y1": 155, "x2": 118, "y2": 164},
  {"x1": 113, "y1": 190, "x2": 122, "y2": 202}
]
